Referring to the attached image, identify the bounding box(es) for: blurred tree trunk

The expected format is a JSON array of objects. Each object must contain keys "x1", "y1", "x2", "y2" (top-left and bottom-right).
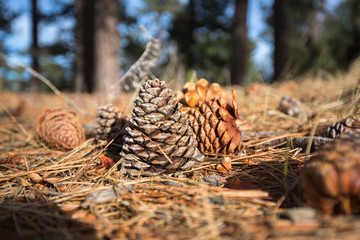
[
  {"x1": 74, "y1": 0, "x2": 95, "y2": 92},
  {"x1": 309, "y1": 2, "x2": 319, "y2": 43},
  {"x1": 185, "y1": 0, "x2": 195, "y2": 69},
  {"x1": 94, "y1": 0, "x2": 120, "y2": 97},
  {"x1": 273, "y1": 0, "x2": 289, "y2": 82},
  {"x1": 309, "y1": 0, "x2": 324, "y2": 43},
  {"x1": 74, "y1": 0, "x2": 120, "y2": 96},
  {"x1": 231, "y1": 0, "x2": 248, "y2": 86},
  {"x1": 30, "y1": 0, "x2": 39, "y2": 91}
]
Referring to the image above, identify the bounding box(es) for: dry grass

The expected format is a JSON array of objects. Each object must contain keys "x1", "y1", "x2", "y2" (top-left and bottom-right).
[{"x1": 1, "y1": 60, "x2": 360, "y2": 239}]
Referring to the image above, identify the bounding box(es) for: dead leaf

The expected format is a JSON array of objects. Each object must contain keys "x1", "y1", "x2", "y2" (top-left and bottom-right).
[
  {"x1": 96, "y1": 155, "x2": 115, "y2": 170},
  {"x1": 227, "y1": 178, "x2": 258, "y2": 190}
]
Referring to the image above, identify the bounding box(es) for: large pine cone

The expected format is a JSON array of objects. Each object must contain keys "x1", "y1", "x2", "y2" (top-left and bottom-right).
[
  {"x1": 120, "y1": 78, "x2": 201, "y2": 175},
  {"x1": 187, "y1": 90, "x2": 242, "y2": 154},
  {"x1": 303, "y1": 138, "x2": 360, "y2": 214},
  {"x1": 95, "y1": 104, "x2": 128, "y2": 148},
  {"x1": 36, "y1": 108, "x2": 85, "y2": 151},
  {"x1": 176, "y1": 78, "x2": 225, "y2": 109}
]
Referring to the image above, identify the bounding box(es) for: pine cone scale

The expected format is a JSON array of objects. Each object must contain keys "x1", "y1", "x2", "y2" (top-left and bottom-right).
[
  {"x1": 152, "y1": 132, "x2": 172, "y2": 141},
  {"x1": 144, "y1": 113, "x2": 164, "y2": 123},
  {"x1": 130, "y1": 117, "x2": 149, "y2": 126},
  {"x1": 176, "y1": 78, "x2": 226, "y2": 109},
  {"x1": 140, "y1": 124, "x2": 159, "y2": 135},
  {"x1": 132, "y1": 107, "x2": 146, "y2": 117},
  {"x1": 150, "y1": 97, "x2": 167, "y2": 106},
  {"x1": 137, "y1": 102, "x2": 158, "y2": 113}
]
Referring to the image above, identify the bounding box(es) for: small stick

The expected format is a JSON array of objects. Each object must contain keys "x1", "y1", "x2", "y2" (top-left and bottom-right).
[{"x1": 260, "y1": 136, "x2": 334, "y2": 152}]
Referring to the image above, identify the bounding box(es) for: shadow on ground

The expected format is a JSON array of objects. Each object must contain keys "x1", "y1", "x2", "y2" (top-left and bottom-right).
[{"x1": 0, "y1": 199, "x2": 96, "y2": 240}]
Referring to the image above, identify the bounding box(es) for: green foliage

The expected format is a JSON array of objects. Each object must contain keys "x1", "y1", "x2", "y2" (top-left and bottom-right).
[
  {"x1": 0, "y1": 1, "x2": 18, "y2": 35},
  {"x1": 0, "y1": 1, "x2": 21, "y2": 90},
  {"x1": 318, "y1": 0, "x2": 360, "y2": 71},
  {"x1": 169, "y1": 0, "x2": 236, "y2": 85},
  {"x1": 39, "y1": 57, "x2": 72, "y2": 91},
  {"x1": 265, "y1": 0, "x2": 360, "y2": 77}
]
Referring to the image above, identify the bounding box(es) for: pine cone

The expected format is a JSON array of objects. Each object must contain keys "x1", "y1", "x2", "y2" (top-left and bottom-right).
[
  {"x1": 120, "y1": 78, "x2": 201, "y2": 175},
  {"x1": 176, "y1": 78, "x2": 226, "y2": 109},
  {"x1": 187, "y1": 90, "x2": 242, "y2": 154},
  {"x1": 36, "y1": 108, "x2": 85, "y2": 151},
  {"x1": 303, "y1": 138, "x2": 360, "y2": 214},
  {"x1": 278, "y1": 96, "x2": 312, "y2": 122},
  {"x1": 321, "y1": 117, "x2": 360, "y2": 139},
  {"x1": 95, "y1": 104, "x2": 128, "y2": 148}
]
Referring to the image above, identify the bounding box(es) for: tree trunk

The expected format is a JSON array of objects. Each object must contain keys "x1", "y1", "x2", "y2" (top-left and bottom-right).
[
  {"x1": 231, "y1": 0, "x2": 248, "y2": 86},
  {"x1": 74, "y1": 0, "x2": 84, "y2": 92},
  {"x1": 30, "y1": 0, "x2": 39, "y2": 91},
  {"x1": 94, "y1": 0, "x2": 120, "y2": 98},
  {"x1": 74, "y1": 0, "x2": 95, "y2": 93},
  {"x1": 185, "y1": 0, "x2": 195, "y2": 69},
  {"x1": 273, "y1": 0, "x2": 289, "y2": 82},
  {"x1": 309, "y1": 0, "x2": 324, "y2": 43},
  {"x1": 74, "y1": 0, "x2": 120, "y2": 97}
]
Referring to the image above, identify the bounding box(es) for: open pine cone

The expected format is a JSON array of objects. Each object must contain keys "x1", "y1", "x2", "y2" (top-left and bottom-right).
[
  {"x1": 36, "y1": 108, "x2": 85, "y2": 151},
  {"x1": 187, "y1": 90, "x2": 242, "y2": 154},
  {"x1": 95, "y1": 104, "x2": 128, "y2": 148},
  {"x1": 176, "y1": 78, "x2": 226, "y2": 109},
  {"x1": 303, "y1": 138, "x2": 360, "y2": 214},
  {"x1": 120, "y1": 78, "x2": 201, "y2": 176}
]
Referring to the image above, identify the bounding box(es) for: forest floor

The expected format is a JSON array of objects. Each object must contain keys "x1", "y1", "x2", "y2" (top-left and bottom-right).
[{"x1": 1, "y1": 60, "x2": 360, "y2": 239}]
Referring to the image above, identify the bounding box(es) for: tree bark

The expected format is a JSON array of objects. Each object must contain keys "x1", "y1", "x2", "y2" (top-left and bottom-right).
[
  {"x1": 231, "y1": 0, "x2": 248, "y2": 86},
  {"x1": 74, "y1": 0, "x2": 120, "y2": 97},
  {"x1": 94, "y1": 0, "x2": 120, "y2": 97},
  {"x1": 309, "y1": 0, "x2": 325, "y2": 44},
  {"x1": 273, "y1": 0, "x2": 289, "y2": 82},
  {"x1": 74, "y1": 0, "x2": 95, "y2": 93},
  {"x1": 186, "y1": 0, "x2": 195, "y2": 69},
  {"x1": 30, "y1": 0, "x2": 39, "y2": 92},
  {"x1": 74, "y1": 0, "x2": 84, "y2": 92}
]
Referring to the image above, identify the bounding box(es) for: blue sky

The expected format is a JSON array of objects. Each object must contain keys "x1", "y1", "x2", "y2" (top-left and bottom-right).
[{"x1": 3, "y1": 0, "x2": 343, "y2": 78}]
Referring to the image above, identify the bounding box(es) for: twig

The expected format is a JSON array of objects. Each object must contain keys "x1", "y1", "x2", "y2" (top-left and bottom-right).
[
  {"x1": 109, "y1": 37, "x2": 161, "y2": 93},
  {"x1": 260, "y1": 136, "x2": 334, "y2": 152}
]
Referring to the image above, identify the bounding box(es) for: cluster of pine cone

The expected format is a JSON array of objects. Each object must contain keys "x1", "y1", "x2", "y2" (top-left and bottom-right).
[
  {"x1": 95, "y1": 78, "x2": 243, "y2": 176},
  {"x1": 35, "y1": 76, "x2": 360, "y2": 215},
  {"x1": 35, "y1": 78, "x2": 242, "y2": 176},
  {"x1": 276, "y1": 94, "x2": 360, "y2": 214}
]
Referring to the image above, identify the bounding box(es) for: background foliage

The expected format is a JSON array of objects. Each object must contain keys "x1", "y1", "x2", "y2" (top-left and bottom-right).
[{"x1": 0, "y1": 0, "x2": 359, "y2": 91}]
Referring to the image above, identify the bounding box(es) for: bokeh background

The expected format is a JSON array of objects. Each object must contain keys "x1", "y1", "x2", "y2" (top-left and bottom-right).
[{"x1": 0, "y1": 0, "x2": 358, "y2": 93}]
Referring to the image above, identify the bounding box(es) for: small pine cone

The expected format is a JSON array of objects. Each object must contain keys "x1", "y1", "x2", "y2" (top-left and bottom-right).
[
  {"x1": 176, "y1": 78, "x2": 226, "y2": 109},
  {"x1": 278, "y1": 96, "x2": 312, "y2": 122},
  {"x1": 36, "y1": 108, "x2": 85, "y2": 151},
  {"x1": 321, "y1": 117, "x2": 360, "y2": 139},
  {"x1": 95, "y1": 104, "x2": 128, "y2": 148},
  {"x1": 303, "y1": 138, "x2": 360, "y2": 214},
  {"x1": 187, "y1": 90, "x2": 242, "y2": 154},
  {"x1": 120, "y1": 78, "x2": 201, "y2": 175}
]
